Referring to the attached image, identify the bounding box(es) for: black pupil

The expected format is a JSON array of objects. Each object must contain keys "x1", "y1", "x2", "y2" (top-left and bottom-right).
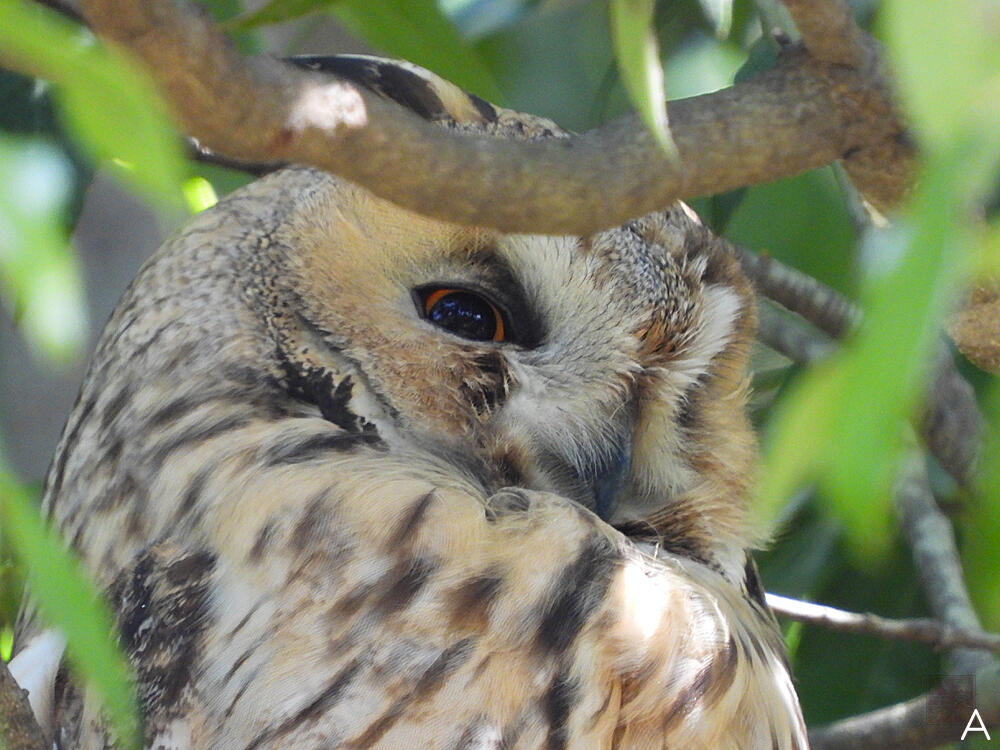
[{"x1": 427, "y1": 291, "x2": 498, "y2": 341}]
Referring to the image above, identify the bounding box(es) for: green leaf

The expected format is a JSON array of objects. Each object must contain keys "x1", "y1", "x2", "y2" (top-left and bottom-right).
[
  {"x1": 964, "y1": 382, "x2": 1000, "y2": 630},
  {"x1": 882, "y1": 0, "x2": 997, "y2": 152},
  {"x1": 662, "y1": 32, "x2": 744, "y2": 99},
  {"x1": 440, "y1": 0, "x2": 535, "y2": 39},
  {"x1": 733, "y1": 33, "x2": 779, "y2": 84},
  {"x1": 0, "y1": 0, "x2": 186, "y2": 209},
  {"x1": 228, "y1": 0, "x2": 335, "y2": 31},
  {"x1": 0, "y1": 625, "x2": 12, "y2": 661},
  {"x1": 757, "y1": 149, "x2": 998, "y2": 562},
  {"x1": 754, "y1": 360, "x2": 848, "y2": 531},
  {"x1": 756, "y1": 0, "x2": 1000, "y2": 561},
  {"x1": 183, "y1": 175, "x2": 219, "y2": 214},
  {"x1": 695, "y1": 0, "x2": 733, "y2": 39},
  {"x1": 725, "y1": 168, "x2": 856, "y2": 293},
  {"x1": 331, "y1": 0, "x2": 505, "y2": 103},
  {"x1": 0, "y1": 135, "x2": 88, "y2": 365},
  {"x1": 610, "y1": 0, "x2": 677, "y2": 158},
  {"x1": 0, "y1": 464, "x2": 141, "y2": 750}
]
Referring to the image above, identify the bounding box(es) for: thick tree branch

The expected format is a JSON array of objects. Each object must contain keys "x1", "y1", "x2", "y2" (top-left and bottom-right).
[
  {"x1": 782, "y1": 0, "x2": 872, "y2": 68},
  {"x1": 35, "y1": 0, "x2": 905, "y2": 235},
  {"x1": 782, "y1": 0, "x2": 913, "y2": 210},
  {"x1": 767, "y1": 593, "x2": 1000, "y2": 653},
  {"x1": 0, "y1": 657, "x2": 46, "y2": 750}
]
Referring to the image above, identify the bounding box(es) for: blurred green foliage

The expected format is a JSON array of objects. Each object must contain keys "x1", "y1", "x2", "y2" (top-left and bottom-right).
[
  {"x1": 0, "y1": 135, "x2": 88, "y2": 365},
  {"x1": 0, "y1": 451, "x2": 142, "y2": 749},
  {"x1": 610, "y1": 0, "x2": 675, "y2": 157},
  {"x1": 0, "y1": 0, "x2": 188, "y2": 210},
  {"x1": 0, "y1": 0, "x2": 997, "y2": 745}
]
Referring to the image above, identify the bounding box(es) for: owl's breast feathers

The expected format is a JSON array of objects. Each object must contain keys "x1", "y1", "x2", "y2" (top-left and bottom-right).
[{"x1": 11, "y1": 56, "x2": 808, "y2": 750}]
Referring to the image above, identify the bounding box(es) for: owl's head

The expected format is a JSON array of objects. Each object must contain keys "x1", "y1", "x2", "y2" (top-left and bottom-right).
[{"x1": 260, "y1": 56, "x2": 759, "y2": 579}]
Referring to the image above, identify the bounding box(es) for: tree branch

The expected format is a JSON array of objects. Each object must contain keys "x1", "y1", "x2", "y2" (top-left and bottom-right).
[
  {"x1": 747, "y1": 252, "x2": 993, "y2": 750},
  {"x1": 733, "y1": 243, "x2": 981, "y2": 486},
  {"x1": 0, "y1": 657, "x2": 47, "y2": 750},
  {"x1": 782, "y1": 0, "x2": 872, "y2": 68},
  {"x1": 809, "y1": 659, "x2": 1000, "y2": 750},
  {"x1": 732, "y1": 245, "x2": 860, "y2": 339},
  {"x1": 782, "y1": 0, "x2": 914, "y2": 211},
  {"x1": 187, "y1": 140, "x2": 277, "y2": 176},
  {"x1": 920, "y1": 349, "x2": 981, "y2": 487},
  {"x1": 767, "y1": 593, "x2": 1000, "y2": 653},
  {"x1": 894, "y1": 451, "x2": 993, "y2": 677},
  {"x1": 20, "y1": 0, "x2": 901, "y2": 235},
  {"x1": 756, "y1": 301, "x2": 836, "y2": 363},
  {"x1": 810, "y1": 451, "x2": 1000, "y2": 750}
]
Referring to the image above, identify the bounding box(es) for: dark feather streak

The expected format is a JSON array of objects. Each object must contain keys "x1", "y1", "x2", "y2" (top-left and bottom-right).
[
  {"x1": 374, "y1": 557, "x2": 438, "y2": 615},
  {"x1": 241, "y1": 658, "x2": 365, "y2": 750},
  {"x1": 262, "y1": 430, "x2": 383, "y2": 466},
  {"x1": 350, "y1": 638, "x2": 476, "y2": 749},
  {"x1": 535, "y1": 537, "x2": 619, "y2": 655},
  {"x1": 388, "y1": 491, "x2": 435, "y2": 548},
  {"x1": 543, "y1": 667, "x2": 578, "y2": 750}
]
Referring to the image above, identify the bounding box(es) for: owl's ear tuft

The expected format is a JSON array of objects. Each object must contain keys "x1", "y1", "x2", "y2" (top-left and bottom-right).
[
  {"x1": 682, "y1": 233, "x2": 753, "y2": 307},
  {"x1": 667, "y1": 210, "x2": 756, "y2": 380},
  {"x1": 632, "y1": 206, "x2": 756, "y2": 378}
]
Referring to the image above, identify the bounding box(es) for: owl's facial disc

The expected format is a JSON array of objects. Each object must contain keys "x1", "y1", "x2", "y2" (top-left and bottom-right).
[
  {"x1": 409, "y1": 278, "x2": 639, "y2": 517},
  {"x1": 282, "y1": 174, "x2": 758, "y2": 565}
]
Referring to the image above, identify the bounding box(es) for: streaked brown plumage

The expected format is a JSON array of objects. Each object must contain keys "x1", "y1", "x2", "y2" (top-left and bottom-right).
[{"x1": 12, "y1": 55, "x2": 808, "y2": 750}]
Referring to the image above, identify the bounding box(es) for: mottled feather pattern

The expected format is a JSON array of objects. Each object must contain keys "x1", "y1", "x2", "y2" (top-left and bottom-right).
[{"x1": 12, "y1": 55, "x2": 808, "y2": 749}]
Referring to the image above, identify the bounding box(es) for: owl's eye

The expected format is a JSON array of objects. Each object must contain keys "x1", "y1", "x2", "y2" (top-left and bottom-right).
[{"x1": 418, "y1": 287, "x2": 506, "y2": 343}]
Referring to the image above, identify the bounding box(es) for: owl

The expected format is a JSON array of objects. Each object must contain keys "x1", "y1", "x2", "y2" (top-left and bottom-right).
[{"x1": 10, "y1": 55, "x2": 809, "y2": 750}]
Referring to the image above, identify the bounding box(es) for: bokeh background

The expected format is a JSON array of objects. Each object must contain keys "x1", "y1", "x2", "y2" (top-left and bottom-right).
[{"x1": 2, "y1": 0, "x2": 998, "y2": 744}]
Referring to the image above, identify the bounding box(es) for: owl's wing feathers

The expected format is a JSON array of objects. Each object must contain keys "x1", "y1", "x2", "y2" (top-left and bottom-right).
[
  {"x1": 24, "y1": 414, "x2": 808, "y2": 749},
  {"x1": 64, "y1": 427, "x2": 806, "y2": 750}
]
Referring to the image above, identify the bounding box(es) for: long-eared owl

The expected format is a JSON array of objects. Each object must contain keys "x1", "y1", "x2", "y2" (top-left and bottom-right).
[{"x1": 11, "y1": 55, "x2": 808, "y2": 750}]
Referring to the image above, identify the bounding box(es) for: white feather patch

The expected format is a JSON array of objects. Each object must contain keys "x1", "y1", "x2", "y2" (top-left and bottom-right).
[{"x1": 8, "y1": 628, "x2": 67, "y2": 736}]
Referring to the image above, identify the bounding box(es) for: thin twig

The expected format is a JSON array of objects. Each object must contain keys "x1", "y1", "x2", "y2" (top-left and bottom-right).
[
  {"x1": 921, "y1": 348, "x2": 981, "y2": 486},
  {"x1": 187, "y1": 140, "x2": 279, "y2": 177},
  {"x1": 894, "y1": 451, "x2": 993, "y2": 677},
  {"x1": 812, "y1": 453, "x2": 993, "y2": 750},
  {"x1": 731, "y1": 244, "x2": 861, "y2": 339},
  {"x1": 756, "y1": 301, "x2": 836, "y2": 363},
  {"x1": 809, "y1": 659, "x2": 1000, "y2": 750},
  {"x1": 767, "y1": 593, "x2": 1000, "y2": 653}
]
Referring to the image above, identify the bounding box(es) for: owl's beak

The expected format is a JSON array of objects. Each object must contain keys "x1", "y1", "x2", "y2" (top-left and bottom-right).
[{"x1": 588, "y1": 441, "x2": 632, "y2": 521}]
